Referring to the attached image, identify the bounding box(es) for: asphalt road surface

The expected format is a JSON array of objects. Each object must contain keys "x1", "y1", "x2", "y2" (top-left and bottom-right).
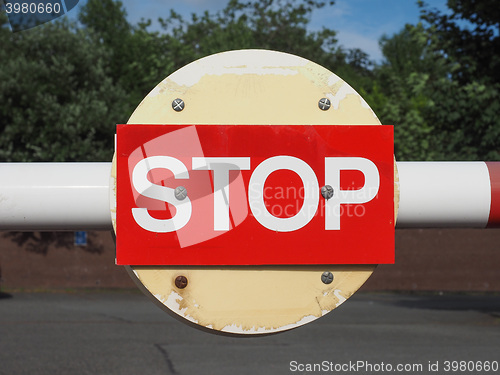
[{"x1": 0, "y1": 291, "x2": 499, "y2": 375}]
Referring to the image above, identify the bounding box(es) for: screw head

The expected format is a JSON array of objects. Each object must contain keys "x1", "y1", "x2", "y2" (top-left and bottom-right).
[
  {"x1": 318, "y1": 98, "x2": 331, "y2": 111},
  {"x1": 321, "y1": 271, "x2": 334, "y2": 284},
  {"x1": 321, "y1": 185, "x2": 334, "y2": 200},
  {"x1": 174, "y1": 186, "x2": 187, "y2": 200},
  {"x1": 172, "y1": 98, "x2": 185, "y2": 112},
  {"x1": 175, "y1": 275, "x2": 188, "y2": 289}
]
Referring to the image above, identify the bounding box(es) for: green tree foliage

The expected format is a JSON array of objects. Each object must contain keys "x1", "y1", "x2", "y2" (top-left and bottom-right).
[
  {"x1": 157, "y1": 0, "x2": 344, "y2": 73},
  {"x1": 3, "y1": 0, "x2": 497, "y2": 162},
  {"x1": 78, "y1": 0, "x2": 171, "y2": 111},
  {"x1": 421, "y1": 0, "x2": 500, "y2": 85},
  {"x1": 365, "y1": 25, "x2": 438, "y2": 160},
  {"x1": 0, "y1": 16, "x2": 126, "y2": 161},
  {"x1": 419, "y1": 0, "x2": 500, "y2": 160},
  {"x1": 367, "y1": 0, "x2": 500, "y2": 161}
]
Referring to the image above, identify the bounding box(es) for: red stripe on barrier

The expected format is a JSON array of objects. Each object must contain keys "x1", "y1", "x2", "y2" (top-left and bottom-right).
[{"x1": 486, "y1": 162, "x2": 500, "y2": 228}]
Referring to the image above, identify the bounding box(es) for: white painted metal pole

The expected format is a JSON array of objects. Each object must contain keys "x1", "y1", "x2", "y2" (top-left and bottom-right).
[
  {"x1": 0, "y1": 161, "x2": 498, "y2": 231},
  {"x1": 0, "y1": 163, "x2": 112, "y2": 230},
  {"x1": 396, "y1": 161, "x2": 499, "y2": 228}
]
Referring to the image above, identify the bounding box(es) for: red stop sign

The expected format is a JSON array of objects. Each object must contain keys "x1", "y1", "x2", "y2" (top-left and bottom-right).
[{"x1": 115, "y1": 124, "x2": 394, "y2": 266}]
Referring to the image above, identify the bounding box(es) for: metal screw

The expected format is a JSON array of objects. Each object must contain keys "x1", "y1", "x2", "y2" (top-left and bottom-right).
[
  {"x1": 174, "y1": 186, "x2": 187, "y2": 200},
  {"x1": 321, "y1": 185, "x2": 334, "y2": 200},
  {"x1": 318, "y1": 98, "x2": 331, "y2": 111},
  {"x1": 172, "y1": 98, "x2": 185, "y2": 112},
  {"x1": 175, "y1": 276, "x2": 188, "y2": 289},
  {"x1": 321, "y1": 271, "x2": 334, "y2": 284}
]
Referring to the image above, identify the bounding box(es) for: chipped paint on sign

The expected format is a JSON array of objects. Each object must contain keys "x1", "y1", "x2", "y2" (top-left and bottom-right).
[{"x1": 167, "y1": 50, "x2": 308, "y2": 87}]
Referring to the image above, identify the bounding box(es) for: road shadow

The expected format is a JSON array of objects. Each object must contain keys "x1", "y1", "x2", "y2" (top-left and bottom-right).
[
  {"x1": 388, "y1": 293, "x2": 500, "y2": 315},
  {"x1": 0, "y1": 292, "x2": 13, "y2": 300}
]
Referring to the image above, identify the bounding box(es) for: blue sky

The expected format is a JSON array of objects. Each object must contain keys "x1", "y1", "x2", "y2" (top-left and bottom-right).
[{"x1": 75, "y1": 0, "x2": 450, "y2": 62}]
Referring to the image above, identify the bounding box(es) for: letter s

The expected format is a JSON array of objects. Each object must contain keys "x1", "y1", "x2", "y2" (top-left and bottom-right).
[{"x1": 131, "y1": 156, "x2": 191, "y2": 232}]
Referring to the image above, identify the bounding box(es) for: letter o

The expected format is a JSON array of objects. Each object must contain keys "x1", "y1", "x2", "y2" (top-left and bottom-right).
[{"x1": 248, "y1": 156, "x2": 319, "y2": 232}]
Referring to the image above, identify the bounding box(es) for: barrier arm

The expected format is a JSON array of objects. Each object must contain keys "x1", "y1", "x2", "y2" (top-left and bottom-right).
[{"x1": 0, "y1": 161, "x2": 499, "y2": 231}]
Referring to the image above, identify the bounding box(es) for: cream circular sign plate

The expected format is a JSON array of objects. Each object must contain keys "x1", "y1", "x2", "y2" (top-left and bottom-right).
[{"x1": 110, "y1": 49, "x2": 398, "y2": 335}]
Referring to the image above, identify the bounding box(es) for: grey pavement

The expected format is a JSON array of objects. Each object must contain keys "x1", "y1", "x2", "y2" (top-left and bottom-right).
[{"x1": 0, "y1": 291, "x2": 499, "y2": 375}]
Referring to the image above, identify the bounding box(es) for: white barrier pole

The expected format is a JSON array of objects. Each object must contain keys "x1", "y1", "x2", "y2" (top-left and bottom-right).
[
  {"x1": 0, "y1": 161, "x2": 498, "y2": 231},
  {"x1": 0, "y1": 163, "x2": 112, "y2": 230},
  {"x1": 396, "y1": 162, "x2": 499, "y2": 228}
]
